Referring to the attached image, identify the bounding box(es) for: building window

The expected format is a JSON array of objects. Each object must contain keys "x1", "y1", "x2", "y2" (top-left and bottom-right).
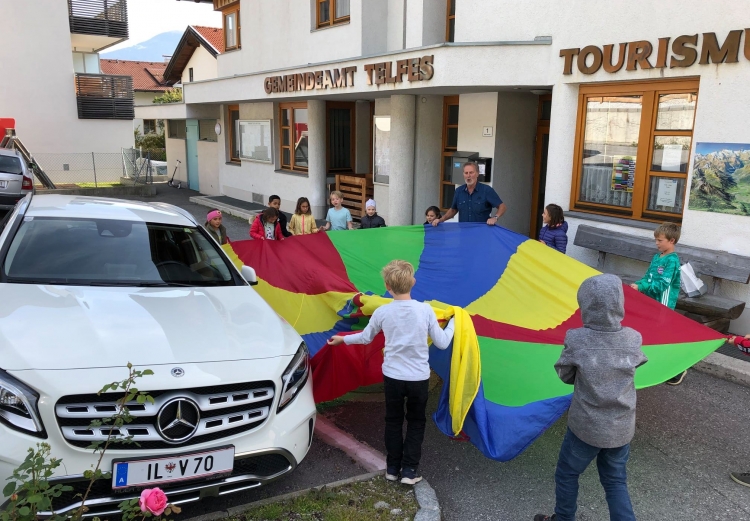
[
  {"x1": 279, "y1": 102, "x2": 309, "y2": 172},
  {"x1": 227, "y1": 105, "x2": 240, "y2": 163},
  {"x1": 373, "y1": 116, "x2": 390, "y2": 184},
  {"x1": 317, "y1": 0, "x2": 350, "y2": 29},
  {"x1": 224, "y1": 6, "x2": 240, "y2": 50},
  {"x1": 189, "y1": 68, "x2": 194, "y2": 83},
  {"x1": 327, "y1": 102, "x2": 355, "y2": 172},
  {"x1": 239, "y1": 120, "x2": 273, "y2": 162},
  {"x1": 570, "y1": 79, "x2": 698, "y2": 223},
  {"x1": 445, "y1": 0, "x2": 455, "y2": 42},
  {"x1": 440, "y1": 96, "x2": 459, "y2": 210},
  {"x1": 167, "y1": 120, "x2": 186, "y2": 139},
  {"x1": 199, "y1": 120, "x2": 218, "y2": 142},
  {"x1": 143, "y1": 119, "x2": 157, "y2": 134},
  {"x1": 72, "y1": 52, "x2": 100, "y2": 74}
]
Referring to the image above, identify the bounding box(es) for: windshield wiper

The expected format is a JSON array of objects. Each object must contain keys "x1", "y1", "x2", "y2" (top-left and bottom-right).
[
  {"x1": 6, "y1": 278, "x2": 68, "y2": 285},
  {"x1": 87, "y1": 281, "x2": 196, "y2": 287}
]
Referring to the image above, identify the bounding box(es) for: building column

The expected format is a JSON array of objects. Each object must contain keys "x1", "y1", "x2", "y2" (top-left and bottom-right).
[
  {"x1": 389, "y1": 94, "x2": 416, "y2": 226},
  {"x1": 412, "y1": 95, "x2": 443, "y2": 223},
  {"x1": 307, "y1": 99, "x2": 328, "y2": 219}
]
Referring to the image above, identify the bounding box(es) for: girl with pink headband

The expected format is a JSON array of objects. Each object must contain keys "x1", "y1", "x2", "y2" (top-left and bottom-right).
[{"x1": 205, "y1": 209, "x2": 230, "y2": 245}]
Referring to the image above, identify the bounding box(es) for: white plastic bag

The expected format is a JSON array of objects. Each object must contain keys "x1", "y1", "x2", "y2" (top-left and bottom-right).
[{"x1": 680, "y1": 262, "x2": 707, "y2": 297}]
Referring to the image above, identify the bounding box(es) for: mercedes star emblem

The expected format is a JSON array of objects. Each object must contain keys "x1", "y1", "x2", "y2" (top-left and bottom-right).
[
  {"x1": 171, "y1": 367, "x2": 185, "y2": 377},
  {"x1": 156, "y1": 398, "x2": 200, "y2": 443}
]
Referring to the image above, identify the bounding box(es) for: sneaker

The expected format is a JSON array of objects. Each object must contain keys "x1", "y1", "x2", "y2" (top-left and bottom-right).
[
  {"x1": 666, "y1": 370, "x2": 687, "y2": 385},
  {"x1": 385, "y1": 466, "x2": 400, "y2": 482},
  {"x1": 534, "y1": 515, "x2": 556, "y2": 521},
  {"x1": 400, "y1": 467, "x2": 422, "y2": 485},
  {"x1": 730, "y1": 471, "x2": 750, "y2": 488}
]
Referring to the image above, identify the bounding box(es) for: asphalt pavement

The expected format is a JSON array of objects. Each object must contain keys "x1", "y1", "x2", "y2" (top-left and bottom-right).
[
  {"x1": 325, "y1": 370, "x2": 750, "y2": 520},
  {"x1": 121, "y1": 185, "x2": 252, "y2": 240}
]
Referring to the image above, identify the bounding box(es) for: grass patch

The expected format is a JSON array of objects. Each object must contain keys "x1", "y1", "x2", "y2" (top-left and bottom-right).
[
  {"x1": 75, "y1": 182, "x2": 123, "y2": 188},
  {"x1": 229, "y1": 476, "x2": 418, "y2": 521}
]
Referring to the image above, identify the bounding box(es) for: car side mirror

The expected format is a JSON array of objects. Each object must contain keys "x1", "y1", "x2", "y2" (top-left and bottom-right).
[{"x1": 241, "y1": 265, "x2": 258, "y2": 286}]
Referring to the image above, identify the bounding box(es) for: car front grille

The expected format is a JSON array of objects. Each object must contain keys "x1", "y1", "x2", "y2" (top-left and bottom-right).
[{"x1": 55, "y1": 382, "x2": 275, "y2": 450}]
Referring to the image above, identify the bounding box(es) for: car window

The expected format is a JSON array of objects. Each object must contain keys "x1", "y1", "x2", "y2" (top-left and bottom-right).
[
  {"x1": 0, "y1": 155, "x2": 23, "y2": 175},
  {"x1": 3, "y1": 218, "x2": 237, "y2": 286}
]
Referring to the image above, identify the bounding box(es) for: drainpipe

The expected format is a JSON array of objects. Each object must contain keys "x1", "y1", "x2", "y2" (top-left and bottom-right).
[{"x1": 402, "y1": 0, "x2": 407, "y2": 49}]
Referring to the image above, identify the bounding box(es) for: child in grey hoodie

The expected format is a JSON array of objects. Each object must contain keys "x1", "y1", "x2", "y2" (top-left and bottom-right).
[{"x1": 535, "y1": 274, "x2": 647, "y2": 521}]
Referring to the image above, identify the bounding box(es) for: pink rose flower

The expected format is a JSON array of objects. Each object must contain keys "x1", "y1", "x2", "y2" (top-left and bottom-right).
[{"x1": 139, "y1": 487, "x2": 168, "y2": 516}]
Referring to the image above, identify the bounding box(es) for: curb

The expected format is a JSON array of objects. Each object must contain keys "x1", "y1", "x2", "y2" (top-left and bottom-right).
[
  {"x1": 178, "y1": 471, "x2": 441, "y2": 521},
  {"x1": 189, "y1": 196, "x2": 258, "y2": 222},
  {"x1": 177, "y1": 471, "x2": 383, "y2": 521},
  {"x1": 694, "y1": 351, "x2": 750, "y2": 388},
  {"x1": 37, "y1": 185, "x2": 156, "y2": 197},
  {"x1": 316, "y1": 415, "x2": 441, "y2": 520},
  {"x1": 178, "y1": 416, "x2": 441, "y2": 521},
  {"x1": 314, "y1": 416, "x2": 386, "y2": 473}
]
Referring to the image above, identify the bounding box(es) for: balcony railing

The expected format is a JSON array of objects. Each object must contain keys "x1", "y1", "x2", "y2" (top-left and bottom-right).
[
  {"x1": 68, "y1": 0, "x2": 128, "y2": 39},
  {"x1": 75, "y1": 73, "x2": 134, "y2": 120}
]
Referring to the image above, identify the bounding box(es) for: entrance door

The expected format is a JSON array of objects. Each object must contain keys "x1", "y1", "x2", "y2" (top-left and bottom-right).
[
  {"x1": 529, "y1": 95, "x2": 551, "y2": 238},
  {"x1": 185, "y1": 119, "x2": 199, "y2": 191}
]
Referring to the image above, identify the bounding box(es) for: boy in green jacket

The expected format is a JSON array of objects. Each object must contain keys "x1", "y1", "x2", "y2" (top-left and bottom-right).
[{"x1": 630, "y1": 222, "x2": 683, "y2": 384}]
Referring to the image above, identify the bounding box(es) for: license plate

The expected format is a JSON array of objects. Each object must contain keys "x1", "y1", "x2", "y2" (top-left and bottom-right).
[
  {"x1": 0, "y1": 181, "x2": 6, "y2": 189},
  {"x1": 112, "y1": 446, "x2": 234, "y2": 490}
]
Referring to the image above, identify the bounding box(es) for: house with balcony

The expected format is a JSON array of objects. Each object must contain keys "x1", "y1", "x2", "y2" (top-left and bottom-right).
[
  {"x1": 166, "y1": 0, "x2": 750, "y2": 333},
  {"x1": 0, "y1": 0, "x2": 134, "y2": 155},
  {"x1": 135, "y1": 25, "x2": 225, "y2": 194},
  {"x1": 100, "y1": 58, "x2": 171, "y2": 135}
]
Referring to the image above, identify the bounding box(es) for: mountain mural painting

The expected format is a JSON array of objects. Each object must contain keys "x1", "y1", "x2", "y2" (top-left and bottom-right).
[{"x1": 689, "y1": 142, "x2": 750, "y2": 216}]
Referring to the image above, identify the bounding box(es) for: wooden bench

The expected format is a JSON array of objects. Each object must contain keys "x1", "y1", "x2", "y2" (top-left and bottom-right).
[{"x1": 574, "y1": 225, "x2": 750, "y2": 333}]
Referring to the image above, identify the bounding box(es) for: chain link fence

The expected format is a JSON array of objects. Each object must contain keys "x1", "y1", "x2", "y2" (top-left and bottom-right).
[{"x1": 31, "y1": 148, "x2": 167, "y2": 187}]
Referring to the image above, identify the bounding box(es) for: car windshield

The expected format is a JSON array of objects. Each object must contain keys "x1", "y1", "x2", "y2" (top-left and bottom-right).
[
  {"x1": 2, "y1": 217, "x2": 237, "y2": 287},
  {"x1": 0, "y1": 155, "x2": 23, "y2": 175}
]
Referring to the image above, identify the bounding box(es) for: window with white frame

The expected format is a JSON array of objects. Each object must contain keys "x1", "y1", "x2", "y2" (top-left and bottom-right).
[{"x1": 72, "y1": 52, "x2": 100, "y2": 74}]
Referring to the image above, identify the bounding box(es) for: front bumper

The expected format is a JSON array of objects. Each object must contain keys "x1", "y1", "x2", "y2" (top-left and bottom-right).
[
  {"x1": 1, "y1": 361, "x2": 316, "y2": 516},
  {"x1": 42, "y1": 442, "x2": 312, "y2": 517}
]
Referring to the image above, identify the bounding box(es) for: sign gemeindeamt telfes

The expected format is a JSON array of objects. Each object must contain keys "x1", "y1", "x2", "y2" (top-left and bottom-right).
[
  {"x1": 560, "y1": 29, "x2": 750, "y2": 74},
  {"x1": 264, "y1": 55, "x2": 434, "y2": 94}
]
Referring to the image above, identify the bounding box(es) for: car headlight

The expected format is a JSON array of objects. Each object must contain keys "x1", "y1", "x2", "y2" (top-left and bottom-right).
[
  {"x1": 0, "y1": 369, "x2": 45, "y2": 437},
  {"x1": 278, "y1": 342, "x2": 310, "y2": 413}
]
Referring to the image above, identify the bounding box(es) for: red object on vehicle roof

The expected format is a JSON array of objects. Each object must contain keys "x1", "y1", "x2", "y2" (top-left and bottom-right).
[{"x1": 0, "y1": 118, "x2": 15, "y2": 136}]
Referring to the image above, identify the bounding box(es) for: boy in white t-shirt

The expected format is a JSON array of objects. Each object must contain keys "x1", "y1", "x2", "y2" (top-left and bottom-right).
[{"x1": 328, "y1": 260, "x2": 455, "y2": 485}]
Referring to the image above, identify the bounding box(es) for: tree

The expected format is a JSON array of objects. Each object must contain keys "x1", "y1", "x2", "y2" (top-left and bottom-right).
[
  {"x1": 134, "y1": 127, "x2": 165, "y2": 149},
  {"x1": 153, "y1": 88, "x2": 183, "y2": 104}
]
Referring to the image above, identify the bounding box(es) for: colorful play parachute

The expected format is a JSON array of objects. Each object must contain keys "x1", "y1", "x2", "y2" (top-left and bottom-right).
[{"x1": 222, "y1": 224, "x2": 724, "y2": 461}]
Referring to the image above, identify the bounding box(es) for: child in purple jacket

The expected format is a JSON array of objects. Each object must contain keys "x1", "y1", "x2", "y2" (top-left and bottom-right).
[{"x1": 539, "y1": 204, "x2": 568, "y2": 254}]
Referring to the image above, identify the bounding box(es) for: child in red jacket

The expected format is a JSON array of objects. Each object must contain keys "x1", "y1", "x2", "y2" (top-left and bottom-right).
[
  {"x1": 727, "y1": 334, "x2": 750, "y2": 356},
  {"x1": 250, "y1": 208, "x2": 285, "y2": 241},
  {"x1": 727, "y1": 333, "x2": 749, "y2": 489}
]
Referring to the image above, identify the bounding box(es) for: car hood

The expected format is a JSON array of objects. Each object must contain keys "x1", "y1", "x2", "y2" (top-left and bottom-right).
[{"x1": 0, "y1": 284, "x2": 303, "y2": 370}]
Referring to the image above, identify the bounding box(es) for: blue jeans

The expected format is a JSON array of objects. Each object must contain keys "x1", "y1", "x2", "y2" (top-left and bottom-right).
[{"x1": 555, "y1": 428, "x2": 636, "y2": 521}]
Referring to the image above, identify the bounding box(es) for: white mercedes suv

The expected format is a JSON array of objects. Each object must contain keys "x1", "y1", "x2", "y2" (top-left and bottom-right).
[{"x1": 0, "y1": 194, "x2": 315, "y2": 516}]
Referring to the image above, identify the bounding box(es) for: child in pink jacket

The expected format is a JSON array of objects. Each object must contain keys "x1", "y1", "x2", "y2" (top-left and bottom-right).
[{"x1": 250, "y1": 208, "x2": 284, "y2": 241}]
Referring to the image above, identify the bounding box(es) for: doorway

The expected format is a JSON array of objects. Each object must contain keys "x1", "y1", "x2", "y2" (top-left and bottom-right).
[
  {"x1": 185, "y1": 119, "x2": 199, "y2": 191},
  {"x1": 529, "y1": 95, "x2": 551, "y2": 239}
]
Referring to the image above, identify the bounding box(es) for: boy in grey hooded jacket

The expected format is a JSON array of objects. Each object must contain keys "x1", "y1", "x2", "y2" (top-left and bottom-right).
[{"x1": 535, "y1": 274, "x2": 647, "y2": 521}]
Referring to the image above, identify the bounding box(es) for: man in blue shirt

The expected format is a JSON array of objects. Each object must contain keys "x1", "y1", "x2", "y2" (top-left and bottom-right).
[{"x1": 432, "y1": 162, "x2": 506, "y2": 226}]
